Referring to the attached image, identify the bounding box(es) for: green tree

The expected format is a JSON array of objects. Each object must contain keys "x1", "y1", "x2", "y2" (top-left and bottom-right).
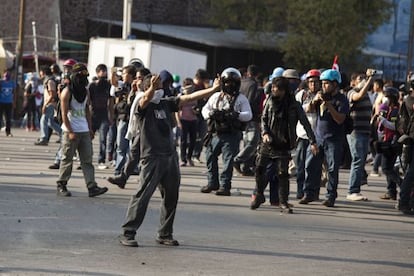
[{"x1": 208, "y1": 0, "x2": 392, "y2": 72}]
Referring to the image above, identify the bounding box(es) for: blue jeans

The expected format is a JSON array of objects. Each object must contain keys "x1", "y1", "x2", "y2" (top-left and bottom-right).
[
  {"x1": 234, "y1": 121, "x2": 260, "y2": 170},
  {"x1": 347, "y1": 133, "x2": 369, "y2": 194},
  {"x1": 92, "y1": 116, "x2": 109, "y2": 163},
  {"x1": 40, "y1": 105, "x2": 61, "y2": 141},
  {"x1": 205, "y1": 133, "x2": 240, "y2": 190},
  {"x1": 107, "y1": 123, "x2": 117, "y2": 160},
  {"x1": 304, "y1": 137, "x2": 343, "y2": 201},
  {"x1": 114, "y1": 120, "x2": 129, "y2": 176},
  {"x1": 381, "y1": 152, "x2": 400, "y2": 196},
  {"x1": 192, "y1": 117, "x2": 207, "y2": 159},
  {"x1": 295, "y1": 138, "x2": 309, "y2": 198}
]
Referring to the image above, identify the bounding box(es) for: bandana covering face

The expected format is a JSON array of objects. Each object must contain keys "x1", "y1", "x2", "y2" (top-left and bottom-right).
[
  {"x1": 70, "y1": 74, "x2": 88, "y2": 103},
  {"x1": 70, "y1": 63, "x2": 89, "y2": 103}
]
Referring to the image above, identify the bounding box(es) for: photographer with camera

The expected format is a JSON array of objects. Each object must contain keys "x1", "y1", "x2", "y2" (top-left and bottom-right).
[
  {"x1": 397, "y1": 72, "x2": 414, "y2": 215},
  {"x1": 304, "y1": 69, "x2": 349, "y2": 207},
  {"x1": 200, "y1": 67, "x2": 252, "y2": 196},
  {"x1": 112, "y1": 65, "x2": 136, "y2": 177},
  {"x1": 344, "y1": 69, "x2": 376, "y2": 201}
]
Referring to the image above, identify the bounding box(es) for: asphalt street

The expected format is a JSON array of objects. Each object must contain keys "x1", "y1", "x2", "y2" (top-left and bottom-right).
[{"x1": 0, "y1": 128, "x2": 413, "y2": 276}]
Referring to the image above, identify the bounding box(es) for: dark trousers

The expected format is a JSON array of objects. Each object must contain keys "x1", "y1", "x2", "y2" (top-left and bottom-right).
[
  {"x1": 180, "y1": 119, "x2": 197, "y2": 163},
  {"x1": 0, "y1": 102, "x2": 12, "y2": 134},
  {"x1": 255, "y1": 154, "x2": 290, "y2": 204},
  {"x1": 122, "y1": 154, "x2": 180, "y2": 238}
]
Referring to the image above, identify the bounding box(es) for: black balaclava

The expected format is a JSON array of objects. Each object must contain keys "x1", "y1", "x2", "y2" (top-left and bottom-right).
[{"x1": 70, "y1": 74, "x2": 88, "y2": 103}]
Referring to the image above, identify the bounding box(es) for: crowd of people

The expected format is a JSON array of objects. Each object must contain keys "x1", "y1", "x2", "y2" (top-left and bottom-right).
[{"x1": 1, "y1": 58, "x2": 414, "y2": 247}]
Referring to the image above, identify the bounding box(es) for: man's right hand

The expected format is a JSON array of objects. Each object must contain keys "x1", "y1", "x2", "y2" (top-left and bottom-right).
[{"x1": 68, "y1": 132, "x2": 76, "y2": 141}]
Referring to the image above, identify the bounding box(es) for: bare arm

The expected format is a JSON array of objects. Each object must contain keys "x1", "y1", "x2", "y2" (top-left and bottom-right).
[
  {"x1": 85, "y1": 92, "x2": 93, "y2": 133},
  {"x1": 60, "y1": 87, "x2": 73, "y2": 134},
  {"x1": 138, "y1": 75, "x2": 161, "y2": 110},
  {"x1": 179, "y1": 77, "x2": 220, "y2": 106},
  {"x1": 350, "y1": 69, "x2": 375, "y2": 102}
]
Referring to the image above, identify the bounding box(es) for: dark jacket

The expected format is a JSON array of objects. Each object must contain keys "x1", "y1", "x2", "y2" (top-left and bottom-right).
[
  {"x1": 399, "y1": 94, "x2": 414, "y2": 138},
  {"x1": 260, "y1": 95, "x2": 316, "y2": 157},
  {"x1": 240, "y1": 77, "x2": 261, "y2": 122}
]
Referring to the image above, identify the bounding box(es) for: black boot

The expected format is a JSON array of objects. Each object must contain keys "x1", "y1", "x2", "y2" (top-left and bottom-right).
[
  {"x1": 57, "y1": 182, "x2": 72, "y2": 197},
  {"x1": 88, "y1": 186, "x2": 108, "y2": 197},
  {"x1": 107, "y1": 174, "x2": 127, "y2": 189}
]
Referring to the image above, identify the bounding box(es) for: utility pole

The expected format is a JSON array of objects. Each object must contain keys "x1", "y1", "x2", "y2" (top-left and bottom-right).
[
  {"x1": 55, "y1": 23, "x2": 59, "y2": 62},
  {"x1": 122, "y1": 0, "x2": 133, "y2": 39},
  {"x1": 32, "y1": 21, "x2": 39, "y2": 77},
  {"x1": 15, "y1": 0, "x2": 25, "y2": 87}
]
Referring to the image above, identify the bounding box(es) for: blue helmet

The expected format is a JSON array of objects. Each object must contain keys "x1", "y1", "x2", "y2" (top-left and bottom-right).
[
  {"x1": 269, "y1": 67, "x2": 284, "y2": 80},
  {"x1": 320, "y1": 69, "x2": 342, "y2": 84}
]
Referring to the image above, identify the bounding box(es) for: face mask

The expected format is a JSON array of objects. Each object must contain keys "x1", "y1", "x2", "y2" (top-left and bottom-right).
[{"x1": 382, "y1": 97, "x2": 389, "y2": 105}]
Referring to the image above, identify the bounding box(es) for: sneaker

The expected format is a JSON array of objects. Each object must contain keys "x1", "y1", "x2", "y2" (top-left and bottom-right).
[
  {"x1": 88, "y1": 186, "x2": 108, "y2": 197},
  {"x1": 250, "y1": 193, "x2": 265, "y2": 210},
  {"x1": 57, "y1": 185, "x2": 72, "y2": 197},
  {"x1": 6, "y1": 132, "x2": 13, "y2": 137},
  {"x1": 380, "y1": 192, "x2": 397, "y2": 200},
  {"x1": 98, "y1": 163, "x2": 109, "y2": 170},
  {"x1": 119, "y1": 234, "x2": 138, "y2": 247},
  {"x1": 215, "y1": 188, "x2": 231, "y2": 196},
  {"x1": 180, "y1": 162, "x2": 187, "y2": 167},
  {"x1": 322, "y1": 199, "x2": 335, "y2": 207},
  {"x1": 34, "y1": 140, "x2": 48, "y2": 146},
  {"x1": 346, "y1": 193, "x2": 368, "y2": 201},
  {"x1": 48, "y1": 163, "x2": 60, "y2": 170},
  {"x1": 370, "y1": 171, "x2": 381, "y2": 177},
  {"x1": 280, "y1": 202, "x2": 293, "y2": 213},
  {"x1": 107, "y1": 176, "x2": 126, "y2": 189},
  {"x1": 155, "y1": 236, "x2": 179, "y2": 246},
  {"x1": 193, "y1": 157, "x2": 203, "y2": 164}
]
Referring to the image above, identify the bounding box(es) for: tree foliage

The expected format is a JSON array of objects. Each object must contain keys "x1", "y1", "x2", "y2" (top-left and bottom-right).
[{"x1": 208, "y1": 0, "x2": 392, "y2": 71}]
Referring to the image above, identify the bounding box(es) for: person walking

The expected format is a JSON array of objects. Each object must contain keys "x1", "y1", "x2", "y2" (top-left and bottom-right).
[
  {"x1": 56, "y1": 63, "x2": 108, "y2": 198},
  {"x1": 233, "y1": 64, "x2": 262, "y2": 176},
  {"x1": 250, "y1": 76, "x2": 318, "y2": 212}
]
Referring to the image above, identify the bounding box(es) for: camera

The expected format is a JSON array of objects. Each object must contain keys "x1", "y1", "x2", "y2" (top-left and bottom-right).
[
  {"x1": 321, "y1": 92, "x2": 332, "y2": 101},
  {"x1": 114, "y1": 85, "x2": 129, "y2": 97},
  {"x1": 368, "y1": 69, "x2": 383, "y2": 77}
]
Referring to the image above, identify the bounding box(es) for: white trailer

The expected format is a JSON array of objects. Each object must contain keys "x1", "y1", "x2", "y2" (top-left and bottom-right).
[{"x1": 87, "y1": 37, "x2": 207, "y2": 80}]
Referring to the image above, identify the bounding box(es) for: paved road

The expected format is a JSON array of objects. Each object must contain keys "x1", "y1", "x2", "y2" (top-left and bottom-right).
[{"x1": 0, "y1": 128, "x2": 413, "y2": 276}]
